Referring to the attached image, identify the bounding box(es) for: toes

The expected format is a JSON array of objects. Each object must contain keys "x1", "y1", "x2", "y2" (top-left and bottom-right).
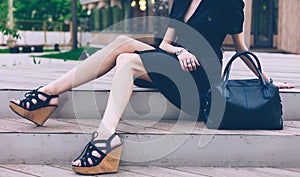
[
  {"x1": 92, "y1": 150, "x2": 101, "y2": 158},
  {"x1": 88, "y1": 158, "x2": 93, "y2": 165},
  {"x1": 72, "y1": 160, "x2": 81, "y2": 166},
  {"x1": 10, "y1": 99, "x2": 20, "y2": 104},
  {"x1": 38, "y1": 94, "x2": 47, "y2": 102},
  {"x1": 26, "y1": 102, "x2": 30, "y2": 109}
]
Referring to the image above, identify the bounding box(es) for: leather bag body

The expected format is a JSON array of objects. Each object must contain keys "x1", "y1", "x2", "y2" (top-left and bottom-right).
[{"x1": 204, "y1": 51, "x2": 283, "y2": 130}]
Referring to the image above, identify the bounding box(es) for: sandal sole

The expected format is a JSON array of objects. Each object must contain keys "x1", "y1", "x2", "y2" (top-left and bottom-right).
[
  {"x1": 9, "y1": 101, "x2": 57, "y2": 126},
  {"x1": 72, "y1": 145, "x2": 123, "y2": 175}
]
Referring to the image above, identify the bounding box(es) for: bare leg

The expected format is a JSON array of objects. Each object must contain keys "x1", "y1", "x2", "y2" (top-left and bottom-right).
[
  {"x1": 72, "y1": 53, "x2": 150, "y2": 166},
  {"x1": 40, "y1": 35, "x2": 154, "y2": 95},
  {"x1": 12, "y1": 35, "x2": 154, "y2": 107}
]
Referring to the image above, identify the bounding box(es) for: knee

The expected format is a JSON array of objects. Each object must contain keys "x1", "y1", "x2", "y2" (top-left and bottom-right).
[
  {"x1": 116, "y1": 53, "x2": 133, "y2": 66},
  {"x1": 113, "y1": 35, "x2": 132, "y2": 44},
  {"x1": 115, "y1": 54, "x2": 139, "y2": 70}
]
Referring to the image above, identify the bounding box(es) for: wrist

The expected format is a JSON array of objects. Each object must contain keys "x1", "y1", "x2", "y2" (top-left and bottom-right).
[{"x1": 175, "y1": 48, "x2": 185, "y2": 56}]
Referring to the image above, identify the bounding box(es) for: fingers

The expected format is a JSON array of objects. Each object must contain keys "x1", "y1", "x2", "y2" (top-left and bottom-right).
[
  {"x1": 274, "y1": 81, "x2": 296, "y2": 89},
  {"x1": 179, "y1": 56, "x2": 200, "y2": 72},
  {"x1": 191, "y1": 61, "x2": 197, "y2": 70},
  {"x1": 179, "y1": 60, "x2": 186, "y2": 71},
  {"x1": 284, "y1": 83, "x2": 295, "y2": 89},
  {"x1": 194, "y1": 57, "x2": 201, "y2": 66}
]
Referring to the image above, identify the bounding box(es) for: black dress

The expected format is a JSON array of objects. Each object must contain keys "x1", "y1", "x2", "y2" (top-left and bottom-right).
[{"x1": 134, "y1": 0, "x2": 245, "y2": 120}]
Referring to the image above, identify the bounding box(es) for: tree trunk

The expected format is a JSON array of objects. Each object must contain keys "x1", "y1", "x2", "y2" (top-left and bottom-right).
[{"x1": 71, "y1": 0, "x2": 78, "y2": 50}]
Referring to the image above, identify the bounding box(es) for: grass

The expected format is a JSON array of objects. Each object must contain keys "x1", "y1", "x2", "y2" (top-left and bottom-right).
[
  {"x1": 35, "y1": 47, "x2": 100, "y2": 61},
  {"x1": 0, "y1": 47, "x2": 100, "y2": 61},
  {"x1": 0, "y1": 48, "x2": 10, "y2": 53}
]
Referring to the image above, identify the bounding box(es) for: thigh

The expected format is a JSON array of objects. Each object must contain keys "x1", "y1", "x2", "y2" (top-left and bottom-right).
[
  {"x1": 111, "y1": 35, "x2": 156, "y2": 53},
  {"x1": 116, "y1": 53, "x2": 152, "y2": 82}
]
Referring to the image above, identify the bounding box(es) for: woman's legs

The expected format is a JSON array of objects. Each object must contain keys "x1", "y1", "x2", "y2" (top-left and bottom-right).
[
  {"x1": 72, "y1": 53, "x2": 151, "y2": 166},
  {"x1": 40, "y1": 35, "x2": 154, "y2": 95},
  {"x1": 12, "y1": 35, "x2": 155, "y2": 107}
]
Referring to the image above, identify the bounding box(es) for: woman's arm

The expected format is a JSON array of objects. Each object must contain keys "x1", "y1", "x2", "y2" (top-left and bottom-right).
[
  {"x1": 159, "y1": 28, "x2": 182, "y2": 54},
  {"x1": 231, "y1": 32, "x2": 271, "y2": 81},
  {"x1": 232, "y1": 33, "x2": 294, "y2": 89},
  {"x1": 159, "y1": 28, "x2": 200, "y2": 71}
]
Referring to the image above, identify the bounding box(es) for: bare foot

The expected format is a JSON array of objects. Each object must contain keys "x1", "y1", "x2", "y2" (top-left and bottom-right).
[
  {"x1": 10, "y1": 88, "x2": 59, "y2": 109},
  {"x1": 72, "y1": 132, "x2": 122, "y2": 167}
]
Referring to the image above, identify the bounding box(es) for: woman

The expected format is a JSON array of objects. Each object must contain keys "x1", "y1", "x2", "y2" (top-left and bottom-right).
[{"x1": 9, "y1": 0, "x2": 294, "y2": 175}]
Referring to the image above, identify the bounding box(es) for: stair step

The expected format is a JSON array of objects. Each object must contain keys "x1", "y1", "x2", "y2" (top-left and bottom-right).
[
  {"x1": 1, "y1": 89, "x2": 300, "y2": 120},
  {"x1": 1, "y1": 165, "x2": 300, "y2": 177},
  {"x1": 1, "y1": 118, "x2": 300, "y2": 167}
]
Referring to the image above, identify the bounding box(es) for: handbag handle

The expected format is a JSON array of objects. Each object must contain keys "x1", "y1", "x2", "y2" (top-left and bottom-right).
[
  {"x1": 223, "y1": 51, "x2": 262, "y2": 79},
  {"x1": 222, "y1": 51, "x2": 271, "y2": 98},
  {"x1": 223, "y1": 51, "x2": 266, "y2": 84},
  {"x1": 223, "y1": 50, "x2": 262, "y2": 77}
]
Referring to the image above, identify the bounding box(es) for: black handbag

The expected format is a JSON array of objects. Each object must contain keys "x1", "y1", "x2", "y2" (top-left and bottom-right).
[{"x1": 204, "y1": 51, "x2": 283, "y2": 130}]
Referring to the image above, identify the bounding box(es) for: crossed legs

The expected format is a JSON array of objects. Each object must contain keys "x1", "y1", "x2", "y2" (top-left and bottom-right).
[
  {"x1": 10, "y1": 36, "x2": 154, "y2": 170},
  {"x1": 11, "y1": 35, "x2": 155, "y2": 167},
  {"x1": 44, "y1": 35, "x2": 154, "y2": 131},
  {"x1": 40, "y1": 35, "x2": 154, "y2": 95}
]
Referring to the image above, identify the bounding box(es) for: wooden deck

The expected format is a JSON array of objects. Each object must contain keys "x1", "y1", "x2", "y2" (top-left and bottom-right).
[
  {"x1": 0, "y1": 51, "x2": 299, "y2": 90},
  {"x1": 1, "y1": 165, "x2": 300, "y2": 177},
  {"x1": 1, "y1": 118, "x2": 300, "y2": 136},
  {"x1": 0, "y1": 52, "x2": 300, "y2": 176}
]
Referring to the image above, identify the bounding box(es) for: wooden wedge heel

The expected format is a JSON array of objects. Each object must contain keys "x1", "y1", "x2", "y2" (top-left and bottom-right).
[
  {"x1": 9, "y1": 86, "x2": 58, "y2": 126},
  {"x1": 72, "y1": 131, "x2": 123, "y2": 175}
]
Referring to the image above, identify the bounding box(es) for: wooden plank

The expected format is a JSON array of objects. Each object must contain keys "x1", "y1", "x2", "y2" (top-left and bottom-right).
[
  {"x1": 284, "y1": 121, "x2": 300, "y2": 128},
  {"x1": 0, "y1": 166, "x2": 35, "y2": 177},
  {"x1": 0, "y1": 118, "x2": 34, "y2": 132},
  {"x1": 0, "y1": 118, "x2": 93, "y2": 134},
  {"x1": 120, "y1": 166, "x2": 208, "y2": 177},
  {"x1": 284, "y1": 168, "x2": 300, "y2": 173},
  {"x1": 0, "y1": 118, "x2": 299, "y2": 136},
  {"x1": 0, "y1": 165, "x2": 80, "y2": 177},
  {"x1": 56, "y1": 118, "x2": 100, "y2": 128},
  {"x1": 173, "y1": 167, "x2": 262, "y2": 177},
  {"x1": 51, "y1": 165, "x2": 152, "y2": 177},
  {"x1": 278, "y1": 0, "x2": 300, "y2": 53},
  {"x1": 163, "y1": 120, "x2": 278, "y2": 135},
  {"x1": 242, "y1": 168, "x2": 300, "y2": 177},
  {"x1": 2, "y1": 165, "x2": 300, "y2": 177},
  {"x1": 117, "y1": 120, "x2": 171, "y2": 134},
  {"x1": 173, "y1": 167, "x2": 300, "y2": 177},
  {"x1": 1, "y1": 51, "x2": 300, "y2": 90}
]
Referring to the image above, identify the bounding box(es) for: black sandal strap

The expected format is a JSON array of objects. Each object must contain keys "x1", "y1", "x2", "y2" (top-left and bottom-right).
[
  {"x1": 18, "y1": 86, "x2": 58, "y2": 111},
  {"x1": 79, "y1": 142, "x2": 104, "y2": 167},
  {"x1": 73, "y1": 131, "x2": 122, "y2": 167}
]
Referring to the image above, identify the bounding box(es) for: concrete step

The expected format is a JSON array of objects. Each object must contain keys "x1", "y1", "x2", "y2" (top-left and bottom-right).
[
  {"x1": 1, "y1": 118, "x2": 300, "y2": 167},
  {"x1": 1, "y1": 89, "x2": 300, "y2": 121},
  {"x1": 1, "y1": 164, "x2": 300, "y2": 177}
]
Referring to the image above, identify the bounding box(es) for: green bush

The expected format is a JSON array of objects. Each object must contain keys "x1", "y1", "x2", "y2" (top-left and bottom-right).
[{"x1": 0, "y1": 24, "x2": 20, "y2": 39}]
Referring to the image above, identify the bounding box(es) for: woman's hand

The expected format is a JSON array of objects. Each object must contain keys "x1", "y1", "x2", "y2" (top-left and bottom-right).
[
  {"x1": 177, "y1": 49, "x2": 200, "y2": 72},
  {"x1": 273, "y1": 81, "x2": 295, "y2": 89}
]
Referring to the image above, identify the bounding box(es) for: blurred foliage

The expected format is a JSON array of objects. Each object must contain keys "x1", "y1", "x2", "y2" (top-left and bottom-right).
[
  {"x1": 13, "y1": 0, "x2": 87, "y2": 22},
  {"x1": 0, "y1": 0, "x2": 8, "y2": 20},
  {"x1": 0, "y1": 23, "x2": 20, "y2": 39},
  {"x1": 0, "y1": 0, "x2": 87, "y2": 31}
]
